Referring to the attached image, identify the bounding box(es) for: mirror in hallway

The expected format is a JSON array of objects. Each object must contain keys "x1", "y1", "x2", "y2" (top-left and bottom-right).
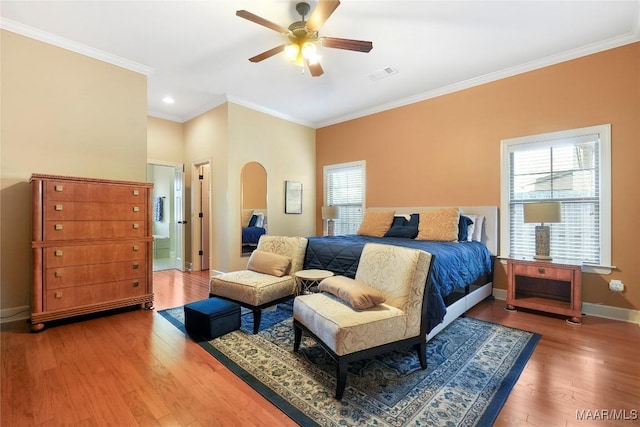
[{"x1": 241, "y1": 162, "x2": 267, "y2": 256}]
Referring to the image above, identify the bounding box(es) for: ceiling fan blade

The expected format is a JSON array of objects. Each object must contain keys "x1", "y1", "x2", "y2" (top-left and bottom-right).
[
  {"x1": 236, "y1": 10, "x2": 290, "y2": 34},
  {"x1": 306, "y1": 0, "x2": 341, "y2": 32},
  {"x1": 248, "y1": 45, "x2": 286, "y2": 63},
  {"x1": 321, "y1": 37, "x2": 373, "y2": 53},
  {"x1": 307, "y1": 60, "x2": 324, "y2": 77}
]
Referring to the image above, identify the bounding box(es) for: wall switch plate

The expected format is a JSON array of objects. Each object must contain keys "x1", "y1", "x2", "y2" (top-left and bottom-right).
[{"x1": 609, "y1": 279, "x2": 624, "y2": 292}]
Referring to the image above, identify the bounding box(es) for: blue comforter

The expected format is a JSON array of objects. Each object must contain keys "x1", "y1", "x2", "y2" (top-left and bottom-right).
[
  {"x1": 242, "y1": 226, "x2": 266, "y2": 245},
  {"x1": 303, "y1": 235, "x2": 493, "y2": 332}
]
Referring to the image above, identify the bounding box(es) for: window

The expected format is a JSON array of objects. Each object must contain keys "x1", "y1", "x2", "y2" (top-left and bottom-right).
[
  {"x1": 324, "y1": 161, "x2": 365, "y2": 235},
  {"x1": 500, "y1": 124, "x2": 611, "y2": 273}
]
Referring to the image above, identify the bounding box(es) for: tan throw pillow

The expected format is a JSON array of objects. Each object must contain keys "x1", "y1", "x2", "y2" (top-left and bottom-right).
[
  {"x1": 416, "y1": 207, "x2": 460, "y2": 241},
  {"x1": 318, "y1": 276, "x2": 386, "y2": 310},
  {"x1": 357, "y1": 209, "x2": 396, "y2": 237},
  {"x1": 246, "y1": 250, "x2": 291, "y2": 277}
]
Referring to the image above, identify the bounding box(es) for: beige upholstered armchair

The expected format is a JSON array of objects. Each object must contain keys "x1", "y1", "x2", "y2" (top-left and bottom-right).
[
  {"x1": 293, "y1": 243, "x2": 433, "y2": 399},
  {"x1": 210, "y1": 235, "x2": 308, "y2": 334}
]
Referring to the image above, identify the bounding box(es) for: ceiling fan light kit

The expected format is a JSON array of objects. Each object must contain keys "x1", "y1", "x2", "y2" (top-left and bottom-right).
[{"x1": 237, "y1": 0, "x2": 373, "y2": 77}]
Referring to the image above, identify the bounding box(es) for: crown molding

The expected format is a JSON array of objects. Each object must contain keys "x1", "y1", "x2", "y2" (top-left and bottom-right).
[
  {"x1": 225, "y1": 95, "x2": 316, "y2": 128},
  {"x1": 0, "y1": 18, "x2": 154, "y2": 76}
]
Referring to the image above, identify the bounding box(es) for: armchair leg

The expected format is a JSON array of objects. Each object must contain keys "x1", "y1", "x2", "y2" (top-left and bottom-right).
[
  {"x1": 293, "y1": 323, "x2": 302, "y2": 352},
  {"x1": 416, "y1": 342, "x2": 427, "y2": 370},
  {"x1": 252, "y1": 309, "x2": 262, "y2": 334},
  {"x1": 336, "y1": 361, "x2": 348, "y2": 400}
]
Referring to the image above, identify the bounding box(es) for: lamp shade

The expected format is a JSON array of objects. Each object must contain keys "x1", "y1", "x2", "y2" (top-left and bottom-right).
[
  {"x1": 523, "y1": 202, "x2": 561, "y2": 224},
  {"x1": 321, "y1": 206, "x2": 339, "y2": 220}
]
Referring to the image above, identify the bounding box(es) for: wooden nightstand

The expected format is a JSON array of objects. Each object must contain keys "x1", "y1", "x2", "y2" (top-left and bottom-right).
[{"x1": 506, "y1": 258, "x2": 582, "y2": 325}]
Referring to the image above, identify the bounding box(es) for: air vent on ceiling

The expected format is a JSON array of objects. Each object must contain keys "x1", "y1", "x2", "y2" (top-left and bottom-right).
[{"x1": 368, "y1": 66, "x2": 398, "y2": 81}]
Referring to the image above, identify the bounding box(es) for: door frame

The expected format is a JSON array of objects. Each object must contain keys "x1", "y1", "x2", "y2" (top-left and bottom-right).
[
  {"x1": 147, "y1": 159, "x2": 186, "y2": 272},
  {"x1": 191, "y1": 158, "x2": 212, "y2": 272}
]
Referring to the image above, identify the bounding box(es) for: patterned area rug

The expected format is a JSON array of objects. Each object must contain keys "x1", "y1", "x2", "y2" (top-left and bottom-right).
[{"x1": 159, "y1": 301, "x2": 539, "y2": 427}]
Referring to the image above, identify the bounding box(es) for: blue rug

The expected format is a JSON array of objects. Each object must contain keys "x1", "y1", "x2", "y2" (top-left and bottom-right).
[{"x1": 159, "y1": 301, "x2": 539, "y2": 426}]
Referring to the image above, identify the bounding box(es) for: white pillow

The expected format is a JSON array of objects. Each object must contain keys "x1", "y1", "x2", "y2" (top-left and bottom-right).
[
  {"x1": 254, "y1": 212, "x2": 264, "y2": 228},
  {"x1": 467, "y1": 215, "x2": 484, "y2": 242},
  {"x1": 466, "y1": 219, "x2": 476, "y2": 242}
]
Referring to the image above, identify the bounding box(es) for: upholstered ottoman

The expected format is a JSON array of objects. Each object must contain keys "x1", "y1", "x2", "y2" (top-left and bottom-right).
[{"x1": 184, "y1": 297, "x2": 241, "y2": 340}]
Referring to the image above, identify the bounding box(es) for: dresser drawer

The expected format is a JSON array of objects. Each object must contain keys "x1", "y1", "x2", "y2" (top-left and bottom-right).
[
  {"x1": 44, "y1": 242, "x2": 146, "y2": 267},
  {"x1": 45, "y1": 279, "x2": 148, "y2": 311},
  {"x1": 45, "y1": 261, "x2": 146, "y2": 289},
  {"x1": 512, "y1": 263, "x2": 573, "y2": 282},
  {"x1": 44, "y1": 201, "x2": 146, "y2": 221},
  {"x1": 44, "y1": 181, "x2": 147, "y2": 203},
  {"x1": 44, "y1": 220, "x2": 146, "y2": 240}
]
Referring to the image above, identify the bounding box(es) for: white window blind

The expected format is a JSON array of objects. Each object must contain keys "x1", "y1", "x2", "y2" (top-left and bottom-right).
[
  {"x1": 501, "y1": 125, "x2": 611, "y2": 272},
  {"x1": 324, "y1": 161, "x2": 365, "y2": 235}
]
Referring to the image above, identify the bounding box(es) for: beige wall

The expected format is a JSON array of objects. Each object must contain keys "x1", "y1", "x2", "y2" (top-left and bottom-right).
[
  {"x1": 182, "y1": 103, "x2": 316, "y2": 273},
  {"x1": 316, "y1": 42, "x2": 640, "y2": 312},
  {"x1": 183, "y1": 104, "x2": 229, "y2": 271},
  {"x1": 147, "y1": 117, "x2": 184, "y2": 164},
  {"x1": 228, "y1": 103, "x2": 316, "y2": 268},
  {"x1": 151, "y1": 103, "x2": 316, "y2": 274},
  {"x1": 0, "y1": 30, "x2": 148, "y2": 311}
]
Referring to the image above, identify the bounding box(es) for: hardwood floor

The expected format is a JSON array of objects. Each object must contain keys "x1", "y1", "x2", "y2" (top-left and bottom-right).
[{"x1": 2, "y1": 270, "x2": 638, "y2": 426}]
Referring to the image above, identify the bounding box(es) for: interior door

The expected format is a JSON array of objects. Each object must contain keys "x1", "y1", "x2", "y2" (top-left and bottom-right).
[
  {"x1": 174, "y1": 166, "x2": 186, "y2": 271},
  {"x1": 198, "y1": 164, "x2": 210, "y2": 270}
]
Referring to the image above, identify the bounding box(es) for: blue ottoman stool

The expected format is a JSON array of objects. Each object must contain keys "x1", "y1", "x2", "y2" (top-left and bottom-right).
[{"x1": 184, "y1": 297, "x2": 240, "y2": 340}]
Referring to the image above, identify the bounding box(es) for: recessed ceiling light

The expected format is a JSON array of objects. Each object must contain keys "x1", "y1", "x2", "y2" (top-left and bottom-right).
[{"x1": 162, "y1": 96, "x2": 175, "y2": 104}]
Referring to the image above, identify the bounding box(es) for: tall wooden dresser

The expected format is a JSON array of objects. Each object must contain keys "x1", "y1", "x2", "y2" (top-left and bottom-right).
[{"x1": 30, "y1": 174, "x2": 154, "y2": 331}]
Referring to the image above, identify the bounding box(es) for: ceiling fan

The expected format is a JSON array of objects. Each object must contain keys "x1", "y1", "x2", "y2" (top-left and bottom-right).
[{"x1": 236, "y1": 0, "x2": 373, "y2": 77}]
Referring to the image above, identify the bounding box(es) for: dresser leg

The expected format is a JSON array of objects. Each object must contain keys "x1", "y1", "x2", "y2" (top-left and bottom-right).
[
  {"x1": 144, "y1": 302, "x2": 155, "y2": 310},
  {"x1": 30, "y1": 322, "x2": 46, "y2": 333},
  {"x1": 505, "y1": 304, "x2": 517, "y2": 312},
  {"x1": 566, "y1": 317, "x2": 581, "y2": 326}
]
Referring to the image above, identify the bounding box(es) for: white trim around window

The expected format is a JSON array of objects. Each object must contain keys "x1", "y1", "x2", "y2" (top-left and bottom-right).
[
  {"x1": 323, "y1": 160, "x2": 366, "y2": 236},
  {"x1": 500, "y1": 124, "x2": 612, "y2": 274}
]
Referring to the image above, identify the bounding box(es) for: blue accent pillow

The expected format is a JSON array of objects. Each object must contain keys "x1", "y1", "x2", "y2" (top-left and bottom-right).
[
  {"x1": 248, "y1": 214, "x2": 258, "y2": 227},
  {"x1": 384, "y1": 214, "x2": 419, "y2": 238},
  {"x1": 458, "y1": 215, "x2": 474, "y2": 241}
]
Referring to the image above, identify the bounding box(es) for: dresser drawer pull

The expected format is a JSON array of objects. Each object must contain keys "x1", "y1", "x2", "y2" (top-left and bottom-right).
[
  {"x1": 133, "y1": 263, "x2": 140, "y2": 270},
  {"x1": 133, "y1": 190, "x2": 139, "y2": 196},
  {"x1": 133, "y1": 281, "x2": 140, "y2": 287},
  {"x1": 54, "y1": 271, "x2": 63, "y2": 278},
  {"x1": 55, "y1": 291, "x2": 63, "y2": 299},
  {"x1": 538, "y1": 268, "x2": 546, "y2": 274},
  {"x1": 55, "y1": 204, "x2": 63, "y2": 211},
  {"x1": 132, "y1": 223, "x2": 139, "y2": 229},
  {"x1": 55, "y1": 224, "x2": 63, "y2": 230},
  {"x1": 133, "y1": 245, "x2": 139, "y2": 251},
  {"x1": 55, "y1": 185, "x2": 63, "y2": 192},
  {"x1": 133, "y1": 206, "x2": 140, "y2": 212},
  {"x1": 55, "y1": 250, "x2": 63, "y2": 257}
]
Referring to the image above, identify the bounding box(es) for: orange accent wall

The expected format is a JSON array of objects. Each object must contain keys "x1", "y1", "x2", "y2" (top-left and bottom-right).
[{"x1": 316, "y1": 42, "x2": 640, "y2": 311}]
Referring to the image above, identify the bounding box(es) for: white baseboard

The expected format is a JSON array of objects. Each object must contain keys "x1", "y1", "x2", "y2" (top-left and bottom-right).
[
  {"x1": 0, "y1": 305, "x2": 30, "y2": 324},
  {"x1": 492, "y1": 289, "x2": 640, "y2": 325}
]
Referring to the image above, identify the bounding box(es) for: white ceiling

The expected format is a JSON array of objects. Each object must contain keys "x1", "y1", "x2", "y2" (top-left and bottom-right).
[{"x1": 2, "y1": 1, "x2": 639, "y2": 128}]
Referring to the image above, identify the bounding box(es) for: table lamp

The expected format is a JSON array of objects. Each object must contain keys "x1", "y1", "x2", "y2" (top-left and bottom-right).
[
  {"x1": 523, "y1": 202, "x2": 561, "y2": 260},
  {"x1": 321, "y1": 206, "x2": 339, "y2": 236}
]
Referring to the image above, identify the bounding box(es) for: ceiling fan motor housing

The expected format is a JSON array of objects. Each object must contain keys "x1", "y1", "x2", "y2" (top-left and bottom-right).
[
  {"x1": 296, "y1": 2, "x2": 311, "y2": 18},
  {"x1": 289, "y1": 2, "x2": 316, "y2": 40}
]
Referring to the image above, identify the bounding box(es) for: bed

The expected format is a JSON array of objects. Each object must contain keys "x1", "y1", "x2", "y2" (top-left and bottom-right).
[
  {"x1": 242, "y1": 209, "x2": 267, "y2": 254},
  {"x1": 303, "y1": 206, "x2": 498, "y2": 340}
]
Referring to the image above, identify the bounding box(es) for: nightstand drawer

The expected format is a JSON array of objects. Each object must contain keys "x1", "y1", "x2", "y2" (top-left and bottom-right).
[{"x1": 512, "y1": 263, "x2": 573, "y2": 281}]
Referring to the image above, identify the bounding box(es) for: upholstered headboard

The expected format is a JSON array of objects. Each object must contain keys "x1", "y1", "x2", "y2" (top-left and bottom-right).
[{"x1": 370, "y1": 206, "x2": 499, "y2": 255}]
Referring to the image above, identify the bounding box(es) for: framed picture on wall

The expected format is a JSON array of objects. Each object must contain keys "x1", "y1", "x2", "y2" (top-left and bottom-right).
[{"x1": 285, "y1": 180, "x2": 302, "y2": 214}]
